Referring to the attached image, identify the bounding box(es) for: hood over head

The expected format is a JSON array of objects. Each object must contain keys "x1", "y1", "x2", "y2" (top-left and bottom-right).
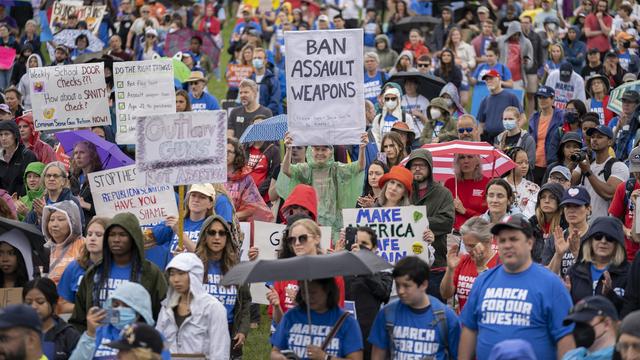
[
  {"x1": 42, "y1": 200, "x2": 82, "y2": 247},
  {"x1": 395, "y1": 50, "x2": 414, "y2": 67},
  {"x1": 0, "y1": 229, "x2": 34, "y2": 280},
  {"x1": 282, "y1": 184, "x2": 318, "y2": 222},
  {"x1": 23, "y1": 161, "x2": 45, "y2": 201},
  {"x1": 107, "y1": 282, "x2": 155, "y2": 326},
  {"x1": 196, "y1": 215, "x2": 233, "y2": 251},
  {"x1": 427, "y1": 97, "x2": 451, "y2": 120},
  {"x1": 505, "y1": 21, "x2": 523, "y2": 39},
  {"x1": 439, "y1": 82, "x2": 465, "y2": 114},
  {"x1": 103, "y1": 213, "x2": 145, "y2": 262},
  {"x1": 26, "y1": 54, "x2": 43, "y2": 68},
  {"x1": 164, "y1": 252, "x2": 206, "y2": 307},
  {"x1": 375, "y1": 34, "x2": 390, "y2": 48},
  {"x1": 405, "y1": 148, "x2": 433, "y2": 182}
]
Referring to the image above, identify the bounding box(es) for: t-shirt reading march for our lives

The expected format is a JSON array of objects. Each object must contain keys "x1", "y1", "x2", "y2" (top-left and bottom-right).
[
  {"x1": 368, "y1": 298, "x2": 460, "y2": 360},
  {"x1": 460, "y1": 263, "x2": 574, "y2": 360},
  {"x1": 271, "y1": 306, "x2": 363, "y2": 359},
  {"x1": 153, "y1": 217, "x2": 206, "y2": 254},
  {"x1": 204, "y1": 260, "x2": 238, "y2": 323},
  {"x1": 98, "y1": 263, "x2": 132, "y2": 306}
]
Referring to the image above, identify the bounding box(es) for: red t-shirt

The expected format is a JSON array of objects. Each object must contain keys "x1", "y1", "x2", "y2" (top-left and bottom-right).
[
  {"x1": 247, "y1": 146, "x2": 269, "y2": 200},
  {"x1": 444, "y1": 177, "x2": 490, "y2": 231},
  {"x1": 453, "y1": 252, "x2": 500, "y2": 311},
  {"x1": 608, "y1": 180, "x2": 640, "y2": 262},
  {"x1": 507, "y1": 40, "x2": 522, "y2": 81},
  {"x1": 268, "y1": 277, "x2": 346, "y2": 317},
  {"x1": 585, "y1": 13, "x2": 613, "y2": 52}
]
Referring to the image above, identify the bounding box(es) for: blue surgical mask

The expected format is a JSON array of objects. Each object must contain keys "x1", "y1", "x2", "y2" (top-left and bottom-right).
[
  {"x1": 502, "y1": 119, "x2": 517, "y2": 130},
  {"x1": 252, "y1": 58, "x2": 264, "y2": 69},
  {"x1": 110, "y1": 307, "x2": 137, "y2": 330}
]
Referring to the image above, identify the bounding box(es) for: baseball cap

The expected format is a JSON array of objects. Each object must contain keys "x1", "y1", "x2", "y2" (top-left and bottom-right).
[
  {"x1": 630, "y1": 146, "x2": 640, "y2": 173},
  {"x1": 187, "y1": 183, "x2": 216, "y2": 199},
  {"x1": 560, "y1": 131, "x2": 582, "y2": 146},
  {"x1": 560, "y1": 62, "x2": 573, "y2": 82},
  {"x1": 535, "y1": 85, "x2": 554, "y2": 98},
  {"x1": 482, "y1": 69, "x2": 501, "y2": 80},
  {"x1": 477, "y1": 5, "x2": 490, "y2": 14},
  {"x1": 490, "y1": 214, "x2": 533, "y2": 237},
  {"x1": 622, "y1": 90, "x2": 640, "y2": 103},
  {"x1": 620, "y1": 310, "x2": 640, "y2": 337},
  {"x1": 318, "y1": 14, "x2": 330, "y2": 22},
  {"x1": 563, "y1": 296, "x2": 618, "y2": 325},
  {"x1": 107, "y1": 323, "x2": 164, "y2": 355},
  {"x1": 0, "y1": 104, "x2": 10, "y2": 114},
  {"x1": 587, "y1": 47, "x2": 600, "y2": 54},
  {"x1": 550, "y1": 165, "x2": 571, "y2": 181},
  {"x1": 144, "y1": 27, "x2": 158, "y2": 37},
  {"x1": 586, "y1": 124, "x2": 614, "y2": 139},
  {"x1": 0, "y1": 304, "x2": 42, "y2": 333},
  {"x1": 605, "y1": 50, "x2": 618, "y2": 58},
  {"x1": 623, "y1": 72, "x2": 638, "y2": 83},
  {"x1": 560, "y1": 186, "x2": 591, "y2": 207}
]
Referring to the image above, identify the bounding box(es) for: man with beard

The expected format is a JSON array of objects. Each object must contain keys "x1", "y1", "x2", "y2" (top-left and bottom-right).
[
  {"x1": 456, "y1": 114, "x2": 481, "y2": 142},
  {"x1": 227, "y1": 79, "x2": 272, "y2": 138},
  {"x1": 0, "y1": 304, "x2": 46, "y2": 360}
]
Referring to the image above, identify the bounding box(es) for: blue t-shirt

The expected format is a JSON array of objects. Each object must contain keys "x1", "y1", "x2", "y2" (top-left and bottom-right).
[
  {"x1": 472, "y1": 63, "x2": 512, "y2": 83},
  {"x1": 153, "y1": 217, "x2": 206, "y2": 254},
  {"x1": 460, "y1": 263, "x2": 574, "y2": 360},
  {"x1": 272, "y1": 306, "x2": 363, "y2": 359},
  {"x1": 215, "y1": 195, "x2": 234, "y2": 224},
  {"x1": 368, "y1": 298, "x2": 460, "y2": 360},
  {"x1": 477, "y1": 90, "x2": 522, "y2": 136},
  {"x1": 98, "y1": 263, "x2": 132, "y2": 306},
  {"x1": 363, "y1": 21, "x2": 377, "y2": 47},
  {"x1": 588, "y1": 98, "x2": 605, "y2": 125},
  {"x1": 619, "y1": 51, "x2": 631, "y2": 71},
  {"x1": 189, "y1": 92, "x2": 220, "y2": 111},
  {"x1": 204, "y1": 260, "x2": 238, "y2": 323},
  {"x1": 232, "y1": 21, "x2": 262, "y2": 35},
  {"x1": 590, "y1": 264, "x2": 607, "y2": 294},
  {"x1": 364, "y1": 71, "x2": 386, "y2": 103},
  {"x1": 57, "y1": 260, "x2": 86, "y2": 303},
  {"x1": 145, "y1": 245, "x2": 169, "y2": 271}
]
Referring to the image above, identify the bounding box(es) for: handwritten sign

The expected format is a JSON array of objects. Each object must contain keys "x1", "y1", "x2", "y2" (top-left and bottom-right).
[
  {"x1": 89, "y1": 165, "x2": 178, "y2": 225},
  {"x1": 50, "y1": 1, "x2": 106, "y2": 35},
  {"x1": 114, "y1": 59, "x2": 177, "y2": 145},
  {"x1": 342, "y1": 206, "x2": 429, "y2": 264},
  {"x1": 285, "y1": 29, "x2": 365, "y2": 145},
  {"x1": 29, "y1": 63, "x2": 110, "y2": 131},
  {"x1": 135, "y1": 111, "x2": 227, "y2": 186},
  {"x1": 226, "y1": 64, "x2": 254, "y2": 89},
  {"x1": 249, "y1": 221, "x2": 332, "y2": 304}
]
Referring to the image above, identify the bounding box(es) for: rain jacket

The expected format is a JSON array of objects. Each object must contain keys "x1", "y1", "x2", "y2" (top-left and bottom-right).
[
  {"x1": 0, "y1": 228, "x2": 35, "y2": 282},
  {"x1": 15, "y1": 113, "x2": 55, "y2": 164},
  {"x1": 17, "y1": 53, "x2": 43, "y2": 109},
  {"x1": 496, "y1": 22, "x2": 534, "y2": 86},
  {"x1": 156, "y1": 253, "x2": 231, "y2": 359},
  {"x1": 42, "y1": 200, "x2": 84, "y2": 285},
  {"x1": 374, "y1": 35, "x2": 398, "y2": 71},
  {"x1": 439, "y1": 83, "x2": 465, "y2": 119},
  {"x1": 276, "y1": 147, "x2": 364, "y2": 239},
  {"x1": 406, "y1": 149, "x2": 455, "y2": 269},
  {"x1": 281, "y1": 184, "x2": 319, "y2": 222},
  {"x1": 528, "y1": 108, "x2": 565, "y2": 165},
  {"x1": 0, "y1": 121, "x2": 38, "y2": 197},
  {"x1": 18, "y1": 161, "x2": 45, "y2": 219},
  {"x1": 249, "y1": 68, "x2": 282, "y2": 115},
  {"x1": 196, "y1": 216, "x2": 251, "y2": 340},
  {"x1": 24, "y1": 187, "x2": 84, "y2": 228},
  {"x1": 388, "y1": 50, "x2": 417, "y2": 76},
  {"x1": 421, "y1": 97, "x2": 458, "y2": 144},
  {"x1": 69, "y1": 213, "x2": 168, "y2": 332}
]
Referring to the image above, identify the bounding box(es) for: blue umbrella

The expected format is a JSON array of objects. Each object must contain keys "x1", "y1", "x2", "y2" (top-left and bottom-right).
[
  {"x1": 55, "y1": 130, "x2": 134, "y2": 170},
  {"x1": 238, "y1": 114, "x2": 288, "y2": 143}
]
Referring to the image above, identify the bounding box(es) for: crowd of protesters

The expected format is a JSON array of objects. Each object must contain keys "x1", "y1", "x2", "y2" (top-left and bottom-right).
[{"x1": 2, "y1": 0, "x2": 640, "y2": 359}]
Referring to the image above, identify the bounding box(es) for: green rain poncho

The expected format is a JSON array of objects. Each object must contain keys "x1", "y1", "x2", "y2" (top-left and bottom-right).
[
  {"x1": 276, "y1": 147, "x2": 364, "y2": 240},
  {"x1": 18, "y1": 161, "x2": 45, "y2": 220}
]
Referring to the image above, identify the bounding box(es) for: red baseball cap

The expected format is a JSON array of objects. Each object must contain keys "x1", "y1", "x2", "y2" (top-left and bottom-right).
[{"x1": 482, "y1": 69, "x2": 501, "y2": 80}]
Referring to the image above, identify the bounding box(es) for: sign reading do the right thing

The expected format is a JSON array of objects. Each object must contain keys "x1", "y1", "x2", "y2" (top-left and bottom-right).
[{"x1": 285, "y1": 29, "x2": 365, "y2": 146}]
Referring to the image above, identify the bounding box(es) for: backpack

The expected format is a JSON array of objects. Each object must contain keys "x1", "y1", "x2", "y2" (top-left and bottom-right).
[
  {"x1": 581, "y1": 157, "x2": 619, "y2": 185},
  {"x1": 384, "y1": 296, "x2": 450, "y2": 359},
  {"x1": 623, "y1": 177, "x2": 637, "y2": 216}
]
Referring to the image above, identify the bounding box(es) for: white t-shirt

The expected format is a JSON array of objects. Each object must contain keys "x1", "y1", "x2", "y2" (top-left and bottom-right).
[
  {"x1": 574, "y1": 157, "x2": 630, "y2": 218},
  {"x1": 401, "y1": 95, "x2": 429, "y2": 136}
]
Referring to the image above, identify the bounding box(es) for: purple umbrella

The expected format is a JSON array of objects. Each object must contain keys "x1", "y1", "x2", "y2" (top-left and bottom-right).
[
  {"x1": 55, "y1": 130, "x2": 134, "y2": 170},
  {"x1": 164, "y1": 29, "x2": 221, "y2": 71}
]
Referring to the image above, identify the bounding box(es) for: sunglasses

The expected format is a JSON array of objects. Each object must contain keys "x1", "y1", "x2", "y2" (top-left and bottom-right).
[
  {"x1": 458, "y1": 127, "x2": 474, "y2": 133},
  {"x1": 417, "y1": 63, "x2": 430, "y2": 68},
  {"x1": 592, "y1": 234, "x2": 615, "y2": 243},
  {"x1": 206, "y1": 229, "x2": 228, "y2": 237},
  {"x1": 384, "y1": 97, "x2": 397, "y2": 101},
  {"x1": 286, "y1": 234, "x2": 310, "y2": 245}
]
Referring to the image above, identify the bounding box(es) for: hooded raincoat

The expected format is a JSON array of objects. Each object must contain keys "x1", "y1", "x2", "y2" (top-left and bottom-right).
[
  {"x1": 276, "y1": 147, "x2": 364, "y2": 238},
  {"x1": 42, "y1": 200, "x2": 84, "y2": 285},
  {"x1": 15, "y1": 113, "x2": 55, "y2": 164},
  {"x1": 224, "y1": 167, "x2": 275, "y2": 222},
  {"x1": 388, "y1": 50, "x2": 417, "y2": 76},
  {"x1": 0, "y1": 228, "x2": 35, "y2": 284},
  {"x1": 18, "y1": 161, "x2": 45, "y2": 218},
  {"x1": 374, "y1": 35, "x2": 398, "y2": 71},
  {"x1": 69, "y1": 213, "x2": 168, "y2": 332},
  {"x1": 439, "y1": 83, "x2": 466, "y2": 120},
  {"x1": 156, "y1": 253, "x2": 231, "y2": 360},
  {"x1": 421, "y1": 97, "x2": 458, "y2": 144}
]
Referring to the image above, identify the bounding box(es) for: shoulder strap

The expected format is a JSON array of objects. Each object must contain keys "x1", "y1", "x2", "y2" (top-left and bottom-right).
[
  {"x1": 624, "y1": 177, "x2": 637, "y2": 212},
  {"x1": 384, "y1": 300, "x2": 400, "y2": 358},
  {"x1": 428, "y1": 296, "x2": 450, "y2": 359},
  {"x1": 601, "y1": 157, "x2": 618, "y2": 182},
  {"x1": 320, "y1": 311, "x2": 351, "y2": 351}
]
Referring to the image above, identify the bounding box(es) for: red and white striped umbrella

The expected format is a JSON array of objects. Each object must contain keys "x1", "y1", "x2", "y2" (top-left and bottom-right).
[{"x1": 403, "y1": 140, "x2": 517, "y2": 182}]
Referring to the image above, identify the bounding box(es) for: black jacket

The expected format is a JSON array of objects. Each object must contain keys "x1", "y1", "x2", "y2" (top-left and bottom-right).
[
  {"x1": 70, "y1": 175, "x2": 95, "y2": 226},
  {"x1": 0, "y1": 143, "x2": 37, "y2": 197},
  {"x1": 529, "y1": 214, "x2": 568, "y2": 264},
  {"x1": 568, "y1": 260, "x2": 629, "y2": 314},
  {"x1": 622, "y1": 251, "x2": 640, "y2": 317},
  {"x1": 44, "y1": 316, "x2": 81, "y2": 360}
]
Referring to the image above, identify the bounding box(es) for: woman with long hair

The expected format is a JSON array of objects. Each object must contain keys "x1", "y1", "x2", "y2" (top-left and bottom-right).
[
  {"x1": 504, "y1": 147, "x2": 540, "y2": 218},
  {"x1": 480, "y1": 178, "x2": 520, "y2": 226},
  {"x1": 387, "y1": 0, "x2": 410, "y2": 53},
  {"x1": 434, "y1": 48, "x2": 463, "y2": 89},
  {"x1": 357, "y1": 160, "x2": 389, "y2": 208},
  {"x1": 226, "y1": 44, "x2": 254, "y2": 100},
  {"x1": 70, "y1": 141, "x2": 103, "y2": 224},
  {"x1": 375, "y1": 166, "x2": 412, "y2": 207},
  {"x1": 175, "y1": 89, "x2": 192, "y2": 112},
  {"x1": 380, "y1": 132, "x2": 406, "y2": 168},
  {"x1": 196, "y1": 215, "x2": 251, "y2": 358},
  {"x1": 529, "y1": 183, "x2": 567, "y2": 264},
  {"x1": 444, "y1": 154, "x2": 490, "y2": 232},
  {"x1": 586, "y1": 74, "x2": 615, "y2": 126},
  {"x1": 136, "y1": 27, "x2": 164, "y2": 60},
  {"x1": 444, "y1": 27, "x2": 476, "y2": 106},
  {"x1": 42, "y1": 200, "x2": 84, "y2": 285},
  {"x1": 544, "y1": 42, "x2": 566, "y2": 78}
]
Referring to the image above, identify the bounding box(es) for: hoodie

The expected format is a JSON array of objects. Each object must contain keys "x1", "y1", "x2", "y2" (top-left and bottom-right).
[
  {"x1": 42, "y1": 200, "x2": 84, "y2": 285},
  {"x1": 281, "y1": 184, "x2": 319, "y2": 222},
  {"x1": 18, "y1": 53, "x2": 43, "y2": 109},
  {"x1": 15, "y1": 113, "x2": 55, "y2": 164},
  {"x1": 371, "y1": 86, "x2": 415, "y2": 149},
  {"x1": 405, "y1": 149, "x2": 455, "y2": 269},
  {"x1": 19, "y1": 161, "x2": 45, "y2": 217},
  {"x1": 496, "y1": 22, "x2": 534, "y2": 85},
  {"x1": 156, "y1": 252, "x2": 231, "y2": 360},
  {"x1": 421, "y1": 96, "x2": 458, "y2": 144},
  {"x1": 0, "y1": 228, "x2": 35, "y2": 281},
  {"x1": 388, "y1": 50, "x2": 417, "y2": 76},
  {"x1": 439, "y1": 83, "x2": 466, "y2": 118},
  {"x1": 374, "y1": 34, "x2": 399, "y2": 71},
  {"x1": 69, "y1": 213, "x2": 168, "y2": 332}
]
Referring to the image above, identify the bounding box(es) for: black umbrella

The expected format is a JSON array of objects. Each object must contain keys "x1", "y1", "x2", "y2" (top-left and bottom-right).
[
  {"x1": 386, "y1": 71, "x2": 447, "y2": 101},
  {"x1": 0, "y1": 217, "x2": 48, "y2": 273},
  {"x1": 395, "y1": 15, "x2": 441, "y2": 31}
]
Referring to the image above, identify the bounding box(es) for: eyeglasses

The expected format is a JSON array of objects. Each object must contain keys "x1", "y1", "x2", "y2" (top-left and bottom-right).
[
  {"x1": 286, "y1": 234, "x2": 310, "y2": 245},
  {"x1": 417, "y1": 63, "x2": 430, "y2": 68},
  {"x1": 45, "y1": 173, "x2": 64, "y2": 179},
  {"x1": 549, "y1": 176, "x2": 568, "y2": 182},
  {"x1": 616, "y1": 342, "x2": 640, "y2": 353},
  {"x1": 410, "y1": 162, "x2": 427, "y2": 169},
  {"x1": 206, "y1": 229, "x2": 228, "y2": 237},
  {"x1": 592, "y1": 234, "x2": 615, "y2": 243},
  {"x1": 458, "y1": 127, "x2": 474, "y2": 133}
]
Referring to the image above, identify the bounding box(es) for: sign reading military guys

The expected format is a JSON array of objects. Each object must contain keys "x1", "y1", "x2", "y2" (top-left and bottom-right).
[{"x1": 285, "y1": 29, "x2": 365, "y2": 145}]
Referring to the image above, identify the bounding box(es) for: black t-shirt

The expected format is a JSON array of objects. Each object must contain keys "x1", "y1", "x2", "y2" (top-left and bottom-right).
[{"x1": 228, "y1": 105, "x2": 273, "y2": 138}]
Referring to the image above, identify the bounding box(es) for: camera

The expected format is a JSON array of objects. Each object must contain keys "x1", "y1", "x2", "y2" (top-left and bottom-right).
[{"x1": 570, "y1": 151, "x2": 588, "y2": 162}]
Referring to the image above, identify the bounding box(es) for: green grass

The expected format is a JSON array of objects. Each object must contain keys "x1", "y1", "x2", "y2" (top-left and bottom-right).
[
  {"x1": 208, "y1": 18, "x2": 234, "y2": 101},
  {"x1": 244, "y1": 306, "x2": 273, "y2": 359}
]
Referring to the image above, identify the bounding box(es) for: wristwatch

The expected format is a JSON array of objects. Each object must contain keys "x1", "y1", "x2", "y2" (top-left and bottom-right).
[{"x1": 584, "y1": 171, "x2": 592, "y2": 177}]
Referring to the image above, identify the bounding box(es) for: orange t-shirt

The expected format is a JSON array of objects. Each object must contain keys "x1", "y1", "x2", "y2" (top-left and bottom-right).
[
  {"x1": 48, "y1": 238, "x2": 84, "y2": 285},
  {"x1": 535, "y1": 113, "x2": 552, "y2": 168}
]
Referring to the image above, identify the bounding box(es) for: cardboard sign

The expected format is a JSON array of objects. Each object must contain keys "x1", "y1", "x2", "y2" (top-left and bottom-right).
[
  {"x1": 225, "y1": 64, "x2": 254, "y2": 89},
  {"x1": 29, "y1": 63, "x2": 110, "y2": 131},
  {"x1": 88, "y1": 165, "x2": 179, "y2": 225},
  {"x1": 249, "y1": 221, "x2": 332, "y2": 304},
  {"x1": 135, "y1": 111, "x2": 228, "y2": 186},
  {"x1": 0, "y1": 288, "x2": 22, "y2": 308},
  {"x1": 49, "y1": 1, "x2": 106, "y2": 35},
  {"x1": 114, "y1": 60, "x2": 177, "y2": 145},
  {"x1": 342, "y1": 206, "x2": 429, "y2": 264},
  {"x1": 284, "y1": 29, "x2": 365, "y2": 145}
]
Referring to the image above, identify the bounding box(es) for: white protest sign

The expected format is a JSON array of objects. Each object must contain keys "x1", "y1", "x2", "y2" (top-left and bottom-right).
[
  {"x1": 239, "y1": 222, "x2": 251, "y2": 261},
  {"x1": 135, "y1": 111, "x2": 227, "y2": 186},
  {"x1": 88, "y1": 165, "x2": 178, "y2": 225},
  {"x1": 114, "y1": 59, "x2": 177, "y2": 144},
  {"x1": 342, "y1": 206, "x2": 429, "y2": 264},
  {"x1": 250, "y1": 221, "x2": 332, "y2": 304},
  {"x1": 29, "y1": 63, "x2": 110, "y2": 131},
  {"x1": 285, "y1": 29, "x2": 365, "y2": 145}
]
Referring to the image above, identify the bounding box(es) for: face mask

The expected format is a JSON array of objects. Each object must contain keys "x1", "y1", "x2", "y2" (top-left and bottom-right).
[
  {"x1": 565, "y1": 112, "x2": 579, "y2": 124},
  {"x1": 430, "y1": 108, "x2": 442, "y2": 119},
  {"x1": 572, "y1": 322, "x2": 596, "y2": 349},
  {"x1": 110, "y1": 307, "x2": 137, "y2": 330},
  {"x1": 444, "y1": 99, "x2": 453, "y2": 108},
  {"x1": 385, "y1": 100, "x2": 398, "y2": 110},
  {"x1": 548, "y1": 23, "x2": 557, "y2": 32},
  {"x1": 502, "y1": 119, "x2": 517, "y2": 130},
  {"x1": 252, "y1": 58, "x2": 264, "y2": 69}
]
